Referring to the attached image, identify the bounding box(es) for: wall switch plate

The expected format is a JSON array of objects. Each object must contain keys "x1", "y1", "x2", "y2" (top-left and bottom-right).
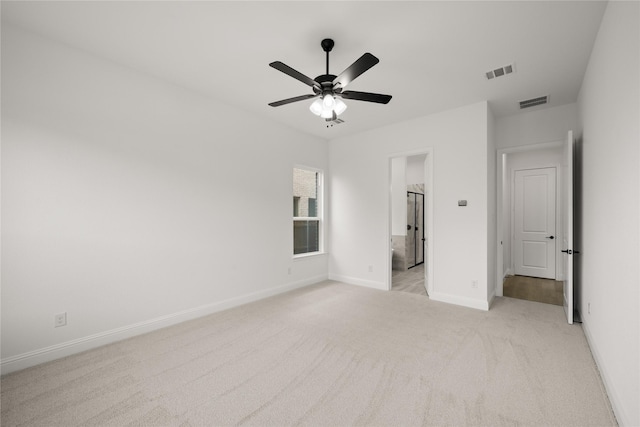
[{"x1": 54, "y1": 312, "x2": 67, "y2": 328}]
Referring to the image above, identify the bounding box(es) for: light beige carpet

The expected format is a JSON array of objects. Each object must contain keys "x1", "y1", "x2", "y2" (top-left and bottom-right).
[{"x1": 1, "y1": 281, "x2": 616, "y2": 426}]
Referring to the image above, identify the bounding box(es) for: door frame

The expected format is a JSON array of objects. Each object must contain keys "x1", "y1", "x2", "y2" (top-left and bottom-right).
[
  {"x1": 387, "y1": 148, "x2": 434, "y2": 295},
  {"x1": 495, "y1": 141, "x2": 564, "y2": 296}
]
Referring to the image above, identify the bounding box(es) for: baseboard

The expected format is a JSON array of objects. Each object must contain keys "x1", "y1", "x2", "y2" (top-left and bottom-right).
[
  {"x1": 0, "y1": 274, "x2": 327, "y2": 375},
  {"x1": 429, "y1": 291, "x2": 490, "y2": 311},
  {"x1": 487, "y1": 288, "x2": 497, "y2": 309},
  {"x1": 581, "y1": 319, "x2": 629, "y2": 426},
  {"x1": 328, "y1": 274, "x2": 387, "y2": 291}
]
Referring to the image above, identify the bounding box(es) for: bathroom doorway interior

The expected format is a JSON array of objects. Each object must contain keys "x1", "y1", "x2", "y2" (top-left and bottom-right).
[{"x1": 390, "y1": 152, "x2": 430, "y2": 297}]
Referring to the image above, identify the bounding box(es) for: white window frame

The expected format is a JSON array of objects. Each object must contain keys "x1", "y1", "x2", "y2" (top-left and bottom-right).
[{"x1": 293, "y1": 165, "x2": 324, "y2": 257}]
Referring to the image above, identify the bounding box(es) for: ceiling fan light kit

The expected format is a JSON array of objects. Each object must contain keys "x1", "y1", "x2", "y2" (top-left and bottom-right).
[
  {"x1": 268, "y1": 38, "x2": 392, "y2": 122},
  {"x1": 310, "y1": 95, "x2": 347, "y2": 118}
]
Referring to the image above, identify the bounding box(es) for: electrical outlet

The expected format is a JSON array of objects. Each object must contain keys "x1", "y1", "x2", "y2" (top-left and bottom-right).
[
  {"x1": 287, "y1": 267, "x2": 292, "y2": 275},
  {"x1": 368, "y1": 265, "x2": 373, "y2": 273},
  {"x1": 588, "y1": 302, "x2": 591, "y2": 315},
  {"x1": 472, "y1": 280, "x2": 478, "y2": 289},
  {"x1": 54, "y1": 312, "x2": 67, "y2": 328}
]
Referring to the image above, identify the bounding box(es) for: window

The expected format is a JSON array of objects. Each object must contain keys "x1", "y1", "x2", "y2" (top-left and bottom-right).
[{"x1": 293, "y1": 167, "x2": 322, "y2": 255}]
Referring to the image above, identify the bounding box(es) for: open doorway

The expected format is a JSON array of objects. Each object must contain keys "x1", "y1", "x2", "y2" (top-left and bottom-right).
[
  {"x1": 388, "y1": 151, "x2": 433, "y2": 296},
  {"x1": 496, "y1": 142, "x2": 566, "y2": 306}
]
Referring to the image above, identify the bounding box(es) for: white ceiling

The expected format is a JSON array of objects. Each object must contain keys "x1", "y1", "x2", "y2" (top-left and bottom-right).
[{"x1": 2, "y1": 1, "x2": 607, "y2": 140}]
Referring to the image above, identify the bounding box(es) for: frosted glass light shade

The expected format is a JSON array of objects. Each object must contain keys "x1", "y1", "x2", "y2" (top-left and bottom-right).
[
  {"x1": 334, "y1": 98, "x2": 347, "y2": 115},
  {"x1": 322, "y1": 94, "x2": 335, "y2": 109},
  {"x1": 309, "y1": 98, "x2": 323, "y2": 115},
  {"x1": 309, "y1": 95, "x2": 347, "y2": 118}
]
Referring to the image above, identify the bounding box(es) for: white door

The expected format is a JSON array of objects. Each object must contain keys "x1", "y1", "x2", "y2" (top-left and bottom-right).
[
  {"x1": 514, "y1": 167, "x2": 557, "y2": 279},
  {"x1": 562, "y1": 131, "x2": 574, "y2": 324}
]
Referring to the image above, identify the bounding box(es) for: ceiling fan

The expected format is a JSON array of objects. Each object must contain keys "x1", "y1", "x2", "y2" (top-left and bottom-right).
[{"x1": 268, "y1": 38, "x2": 392, "y2": 121}]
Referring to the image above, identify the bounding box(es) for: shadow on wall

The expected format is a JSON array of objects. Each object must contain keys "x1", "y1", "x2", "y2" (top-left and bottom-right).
[{"x1": 573, "y1": 135, "x2": 584, "y2": 320}]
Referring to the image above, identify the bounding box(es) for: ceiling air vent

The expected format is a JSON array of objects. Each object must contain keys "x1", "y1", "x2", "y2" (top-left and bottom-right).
[
  {"x1": 485, "y1": 63, "x2": 515, "y2": 80},
  {"x1": 519, "y1": 95, "x2": 549, "y2": 109}
]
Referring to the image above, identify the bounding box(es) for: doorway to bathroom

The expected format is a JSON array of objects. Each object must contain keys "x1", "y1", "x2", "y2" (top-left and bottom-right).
[{"x1": 388, "y1": 150, "x2": 433, "y2": 296}]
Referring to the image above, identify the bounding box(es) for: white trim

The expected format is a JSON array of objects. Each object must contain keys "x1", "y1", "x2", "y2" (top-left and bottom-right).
[
  {"x1": 293, "y1": 165, "x2": 324, "y2": 255},
  {"x1": 0, "y1": 275, "x2": 327, "y2": 375},
  {"x1": 498, "y1": 140, "x2": 563, "y2": 155},
  {"x1": 429, "y1": 291, "x2": 490, "y2": 311},
  {"x1": 328, "y1": 274, "x2": 387, "y2": 291},
  {"x1": 487, "y1": 288, "x2": 497, "y2": 309},
  {"x1": 293, "y1": 251, "x2": 326, "y2": 260}
]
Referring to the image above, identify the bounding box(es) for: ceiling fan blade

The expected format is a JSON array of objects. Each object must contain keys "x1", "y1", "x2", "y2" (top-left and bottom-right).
[
  {"x1": 268, "y1": 94, "x2": 318, "y2": 107},
  {"x1": 340, "y1": 91, "x2": 392, "y2": 104},
  {"x1": 269, "y1": 61, "x2": 320, "y2": 89},
  {"x1": 333, "y1": 53, "x2": 379, "y2": 89}
]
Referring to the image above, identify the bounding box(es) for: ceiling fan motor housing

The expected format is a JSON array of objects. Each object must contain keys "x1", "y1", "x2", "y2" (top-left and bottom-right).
[{"x1": 313, "y1": 74, "x2": 340, "y2": 97}]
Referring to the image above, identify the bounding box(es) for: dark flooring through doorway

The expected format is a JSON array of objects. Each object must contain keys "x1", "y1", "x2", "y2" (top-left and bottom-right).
[{"x1": 503, "y1": 275, "x2": 563, "y2": 306}]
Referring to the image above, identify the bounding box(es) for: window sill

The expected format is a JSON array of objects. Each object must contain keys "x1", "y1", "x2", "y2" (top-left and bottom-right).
[{"x1": 293, "y1": 251, "x2": 327, "y2": 260}]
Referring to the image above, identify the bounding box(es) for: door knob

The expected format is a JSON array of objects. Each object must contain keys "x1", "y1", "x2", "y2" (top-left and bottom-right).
[
  {"x1": 546, "y1": 236, "x2": 555, "y2": 239},
  {"x1": 561, "y1": 249, "x2": 573, "y2": 254}
]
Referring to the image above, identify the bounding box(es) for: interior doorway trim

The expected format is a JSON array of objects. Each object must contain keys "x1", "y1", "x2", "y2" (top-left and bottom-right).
[
  {"x1": 387, "y1": 148, "x2": 434, "y2": 295},
  {"x1": 496, "y1": 140, "x2": 563, "y2": 297}
]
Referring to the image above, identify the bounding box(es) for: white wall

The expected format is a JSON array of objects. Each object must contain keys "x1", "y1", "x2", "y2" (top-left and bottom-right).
[
  {"x1": 390, "y1": 157, "x2": 407, "y2": 236},
  {"x1": 1, "y1": 25, "x2": 329, "y2": 373},
  {"x1": 329, "y1": 102, "x2": 491, "y2": 310},
  {"x1": 496, "y1": 103, "x2": 579, "y2": 150},
  {"x1": 577, "y1": 2, "x2": 639, "y2": 425},
  {"x1": 406, "y1": 154, "x2": 426, "y2": 185}
]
